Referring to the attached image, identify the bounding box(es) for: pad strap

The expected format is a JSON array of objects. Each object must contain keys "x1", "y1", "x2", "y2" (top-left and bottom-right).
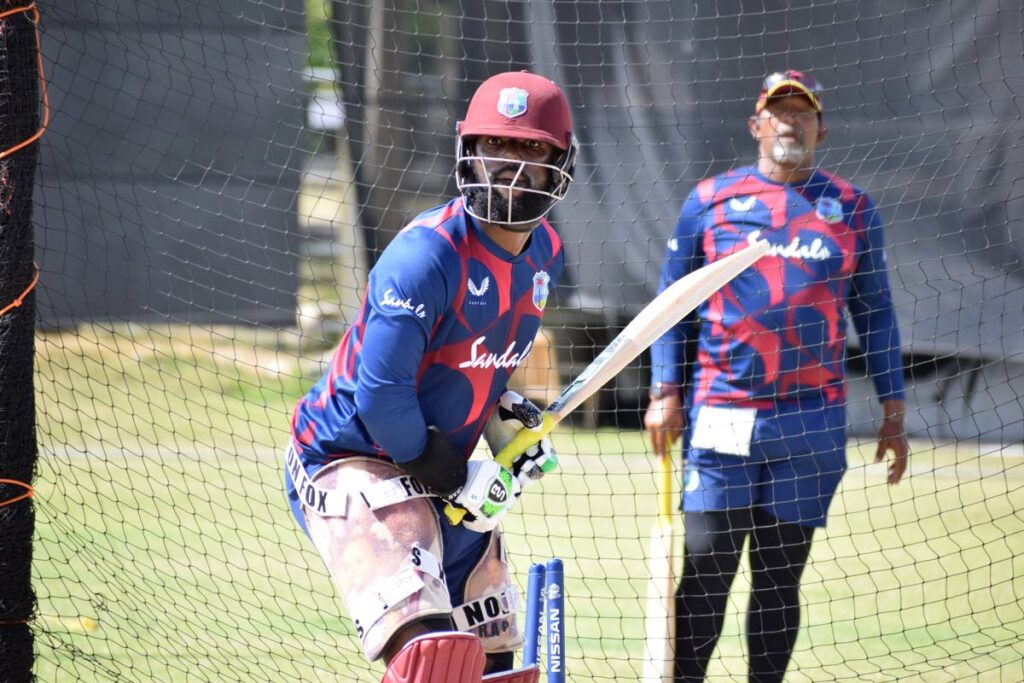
[
  {"x1": 350, "y1": 545, "x2": 447, "y2": 643},
  {"x1": 360, "y1": 475, "x2": 436, "y2": 510},
  {"x1": 289, "y1": 443, "x2": 435, "y2": 517},
  {"x1": 286, "y1": 442, "x2": 349, "y2": 517},
  {"x1": 452, "y1": 586, "x2": 522, "y2": 632}
]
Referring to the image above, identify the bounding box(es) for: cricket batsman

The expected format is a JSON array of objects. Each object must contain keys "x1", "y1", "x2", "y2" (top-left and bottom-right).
[{"x1": 285, "y1": 71, "x2": 577, "y2": 682}]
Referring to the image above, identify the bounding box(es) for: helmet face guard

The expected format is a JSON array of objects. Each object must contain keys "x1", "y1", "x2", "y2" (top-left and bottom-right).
[
  {"x1": 455, "y1": 71, "x2": 577, "y2": 229},
  {"x1": 455, "y1": 134, "x2": 577, "y2": 228}
]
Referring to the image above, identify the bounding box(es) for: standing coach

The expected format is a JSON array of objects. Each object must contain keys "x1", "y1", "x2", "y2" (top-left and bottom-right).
[{"x1": 644, "y1": 70, "x2": 910, "y2": 682}]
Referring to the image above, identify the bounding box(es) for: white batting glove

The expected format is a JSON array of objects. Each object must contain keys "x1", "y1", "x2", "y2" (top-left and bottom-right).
[
  {"x1": 448, "y1": 459, "x2": 521, "y2": 533},
  {"x1": 484, "y1": 391, "x2": 558, "y2": 490}
]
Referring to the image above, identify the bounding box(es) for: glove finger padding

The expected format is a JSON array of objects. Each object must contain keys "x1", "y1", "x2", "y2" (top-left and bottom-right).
[
  {"x1": 510, "y1": 436, "x2": 556, "y2": 488},
  {"x1": 484, "y1": 391, "x2": 557, "y2": 490},
  {"x1": 449, "y1": 460, "x2": 521, "y2": 533}
]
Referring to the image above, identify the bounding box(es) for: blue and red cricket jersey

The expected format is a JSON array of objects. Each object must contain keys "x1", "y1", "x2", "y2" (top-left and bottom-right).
[
  {"x1": 291, "y1": 196, "x2": 563, "y2": 472},
  {"x1": 650, "y1": 166, "x2": 905, "y2": 408},
  {"x1": 651, "y1": 166, "x2": 905, "y2": 526},
  {"x1": 286, "y1": 197, "x2": 562, "y2": 597}
]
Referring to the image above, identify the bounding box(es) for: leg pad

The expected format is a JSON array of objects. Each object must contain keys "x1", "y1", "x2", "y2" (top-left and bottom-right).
[{"x1": 382, "y1": 632, "x2": 486, "y2": 683}]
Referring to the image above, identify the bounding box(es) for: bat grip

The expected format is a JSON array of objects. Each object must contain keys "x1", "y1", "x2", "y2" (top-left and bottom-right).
[
  {"x1": 443, "y1": 412, "x2": 558, "y2": 525},
  {"x1": 658, "y1": 452, "x2": 674, "y2": 523}
]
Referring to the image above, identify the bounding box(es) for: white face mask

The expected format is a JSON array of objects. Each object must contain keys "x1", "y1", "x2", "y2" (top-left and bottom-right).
[{"x1": 455, "y1": 137, "x2": 576, "y2": 228}]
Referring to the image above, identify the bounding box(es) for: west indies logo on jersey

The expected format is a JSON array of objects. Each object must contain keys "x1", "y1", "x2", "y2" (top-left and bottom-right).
[
  {"x1": 815, "y1": 196, "x2": 844, "y2": 224},
  {"x1": 497, "y1": 88, "x2": 529, "y2": 118},
  {"x1": 532, "y1": 271, "x2": 550, "y2": 311}
]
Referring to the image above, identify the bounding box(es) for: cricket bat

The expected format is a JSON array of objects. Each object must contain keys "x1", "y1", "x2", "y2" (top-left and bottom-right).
[
  {"x1": 641, "y1": 449, "x2": 675, "y2": 682},
  {"x1": 445, "y1": 240, "x2": 770, "y2": 525}
]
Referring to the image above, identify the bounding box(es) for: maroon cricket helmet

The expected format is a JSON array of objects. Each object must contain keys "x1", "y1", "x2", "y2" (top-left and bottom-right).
[{"x1": 458, "y1": 71, "x2": 574, "y2": 151}]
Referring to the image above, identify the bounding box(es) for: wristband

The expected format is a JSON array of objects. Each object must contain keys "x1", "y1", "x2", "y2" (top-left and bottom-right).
[{"x1": 649, "y1": 382, "x2": 680, "y2": 400}]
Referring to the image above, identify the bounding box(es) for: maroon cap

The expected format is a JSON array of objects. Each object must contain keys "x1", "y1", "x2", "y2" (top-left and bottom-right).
[
  {"x1": 458, "y1": 71, "x2": 573, "y2": 150},
  {"x1": 755, "y1": 70, "x2": 823, "y2": 113}
]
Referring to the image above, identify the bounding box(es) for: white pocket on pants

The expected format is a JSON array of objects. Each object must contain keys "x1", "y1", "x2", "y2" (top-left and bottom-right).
[{"x1": 690, "y1": 405, "x2": 758, "y2": 457}]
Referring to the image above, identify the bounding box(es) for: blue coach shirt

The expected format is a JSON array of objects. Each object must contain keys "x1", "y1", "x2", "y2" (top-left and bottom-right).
[{"x1": 650, "y1": 166, "x2": 905, "y2": 408}]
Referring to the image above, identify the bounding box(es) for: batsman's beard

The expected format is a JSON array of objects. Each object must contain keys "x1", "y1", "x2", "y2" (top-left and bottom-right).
[{"x1": 464, "y1": 166, "x2": 554, "y2": 231}]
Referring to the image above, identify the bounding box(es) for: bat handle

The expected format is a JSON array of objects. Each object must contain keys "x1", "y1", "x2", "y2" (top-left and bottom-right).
[
  {"x1": 658, "y1": 451, "x2": 674, "y2": 523},
  {"x1": 493, "y1": 411, "x2": 558, "y2": 468},
  {"x1": 443, "y1": 412, "x2": 559, "y2": 525}
]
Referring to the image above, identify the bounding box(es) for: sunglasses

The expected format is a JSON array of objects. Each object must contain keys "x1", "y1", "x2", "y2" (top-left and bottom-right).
[{"x1": 762, "y1": 70, "x2": 822, "y2": 97}]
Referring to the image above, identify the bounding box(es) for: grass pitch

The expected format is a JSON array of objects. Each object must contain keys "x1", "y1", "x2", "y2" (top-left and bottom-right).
[{"x1": 32, "y1": 325, "x2": 1024, "y2": 682}]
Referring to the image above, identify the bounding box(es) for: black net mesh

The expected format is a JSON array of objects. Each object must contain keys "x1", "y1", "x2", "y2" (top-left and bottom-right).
[
  {"x1": 21, "y1": 1, "x2": 1024, "y2": 681},
  {"x1": 0, "y1": 4, "x2": 41, "y2": 682}
]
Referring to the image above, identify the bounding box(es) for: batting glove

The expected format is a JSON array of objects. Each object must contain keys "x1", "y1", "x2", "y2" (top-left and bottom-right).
[
  {"x1": 484, "y1": 390, "x2": 558, "y2": 490},
  {"x1": 447, "y1": 459, "x2": 521, "y2": 533}
]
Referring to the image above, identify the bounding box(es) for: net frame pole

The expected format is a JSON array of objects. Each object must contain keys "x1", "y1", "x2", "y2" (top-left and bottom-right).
[{"x1": 0, "y1": 5, "x2": 43, "y2": 681}]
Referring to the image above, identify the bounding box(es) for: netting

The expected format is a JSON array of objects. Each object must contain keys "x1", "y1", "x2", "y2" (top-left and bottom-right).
[
  {"x1": 23, "y1": 1, "x2": 1024, "y2": 681},
  {"x1": 0, "y1": 4, "x2": 43, "y2": 682}
]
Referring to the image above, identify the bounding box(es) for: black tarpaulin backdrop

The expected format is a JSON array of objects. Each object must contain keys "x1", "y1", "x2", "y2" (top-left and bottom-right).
[
  {"x1": 40, "y1": 0, "x2": 1023, "y2": 439},
  {"x1": 535, "y1": 0, "x2": 1024, "y2": 363},
  {"x1": 333, "y1": 0, "x2": 1023, "y2": 439},
  {"x1": 333, "y1": 0, "x2": 1024, "y2": 357},
  {"x1": 35, "y1": 0, "x2": 306, "y2": 328}
]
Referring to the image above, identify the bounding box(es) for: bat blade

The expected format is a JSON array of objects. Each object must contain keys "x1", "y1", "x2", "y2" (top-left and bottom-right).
[
  {"x1": 642, "y1": 453, "x2": 676, "y2": 683},
  {"x1": 544, "y1": 239, "x2": 770, "y2": 423},
  {"x1": 445, "y1": 241, "x2": 769, "y2": 524}
]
